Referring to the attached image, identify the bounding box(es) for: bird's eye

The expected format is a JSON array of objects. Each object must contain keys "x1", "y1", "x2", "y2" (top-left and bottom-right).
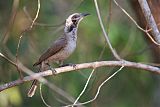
[
  {"x1": 72, "y1": 19, "x2": 77, "y2": 23},
  {"x1": 71, "y1": 15, "x2": 79, "y2": 24}
]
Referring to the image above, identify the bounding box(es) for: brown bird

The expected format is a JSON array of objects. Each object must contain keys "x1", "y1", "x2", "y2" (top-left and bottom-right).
[{"x1": 27, "y1": 13, "x2": 90, "y2": 97}]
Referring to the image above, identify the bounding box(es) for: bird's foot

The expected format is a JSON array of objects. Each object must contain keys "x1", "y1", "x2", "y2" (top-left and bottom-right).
[
  {"x1": 50, "y1": 67, "x2": 57, "y2": 75},
  {"x1": 46, "y1": 63, "x2": 57, "y2": 75}
]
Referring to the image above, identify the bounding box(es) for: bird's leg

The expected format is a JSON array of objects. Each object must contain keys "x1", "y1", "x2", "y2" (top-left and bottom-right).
[
  {"x1": 46, "y1": 63, "x2": 57, "y2": 75},
  {"x1": 59, "y1": 60, "x2": 64, "y2": 67},
  {"x1": 59, "y1": 60, "x2": 66, "y2": 67}
]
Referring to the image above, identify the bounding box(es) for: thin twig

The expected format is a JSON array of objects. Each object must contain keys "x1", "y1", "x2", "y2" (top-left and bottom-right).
[
  {"x1": 30, "y1": 0, "x2": 40, "y2": 29},
  {"x1": 40, "y1": 83, "x2": 51, "y2": 107},
  {"x1": 15, "y1": 0, "x2": 41, "y2": 79},
  {"x1": 147, "y1": 23, "x2": 160, "y2": 32},
  {"x1": 94, "y1": 0, "x2": 121, "y2": 60},
  {"x1": 72, "y1": 69, "x2": 95, "y2": 106},
  {"x1": 113, "y1": 0, "x2": 160, "y2": 46},
  {"x1": 23, "y1": 6, "x2": 65, "y2": 27},
  {"x1": 16, "y1": 30, "x2": 26, "y2": 79},
  {"x1": 64, "y1": 66, "x2": 124, "y2": 107}
]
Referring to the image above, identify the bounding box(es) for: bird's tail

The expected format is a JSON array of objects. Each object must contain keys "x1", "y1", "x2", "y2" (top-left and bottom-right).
[{"x1": 27, "y1": 80, "x2": 38, "y2": 97}]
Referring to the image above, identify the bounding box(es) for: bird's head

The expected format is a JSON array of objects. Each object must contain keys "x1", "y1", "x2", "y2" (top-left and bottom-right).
[{"x1": 64, "y1": 13, "x2": 90, "y2": 33}]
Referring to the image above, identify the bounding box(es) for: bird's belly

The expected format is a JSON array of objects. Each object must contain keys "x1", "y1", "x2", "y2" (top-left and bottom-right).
[{"x1": 48, "y1": 41, "x2": 76, "y2": 61}]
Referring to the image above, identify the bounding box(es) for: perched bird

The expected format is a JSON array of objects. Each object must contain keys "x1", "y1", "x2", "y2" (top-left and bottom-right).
[{"x1": 27, "y1": 13, "x2": 90, "y2": 97}]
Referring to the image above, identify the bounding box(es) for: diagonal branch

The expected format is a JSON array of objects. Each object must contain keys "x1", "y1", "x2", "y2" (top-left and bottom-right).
[
  {"x1": 138, "y1": 0, "x2": 160, "y2": 43},
  {"x1": 113, "y1": 0, "x2": 160, "y2": 46},
  {"x1": 0, "y1": 52, "x2": 16, "y2": 67},
  {"x1": 0, "y1": 60, "x2": 159, "y2": 92}
]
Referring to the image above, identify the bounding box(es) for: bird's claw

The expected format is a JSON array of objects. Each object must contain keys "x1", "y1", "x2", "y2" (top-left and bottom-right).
[
  {"x1": 50, "y1": 67, "x2": 57, "y2": 75},
  {"x1": 70, "y1": 63, "x2": 76, "y2": 68},
  {"x1": 46, "y1": 63, "x2": 57, "y2": 75}
]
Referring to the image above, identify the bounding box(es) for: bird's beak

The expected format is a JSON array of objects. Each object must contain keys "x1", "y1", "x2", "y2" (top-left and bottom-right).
[{"x1": 81, "y1": 13, "x2": 90, "y2": 17}]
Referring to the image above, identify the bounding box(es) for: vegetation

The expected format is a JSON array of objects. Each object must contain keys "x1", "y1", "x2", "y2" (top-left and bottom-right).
[{"x1": 0, "y1": 0, "x2": 160, "y2": 107}]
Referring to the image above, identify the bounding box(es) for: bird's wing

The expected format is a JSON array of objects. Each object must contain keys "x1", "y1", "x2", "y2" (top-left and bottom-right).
[{"x1": 33, "y1": 36, "x2": 67, "y2": 66}]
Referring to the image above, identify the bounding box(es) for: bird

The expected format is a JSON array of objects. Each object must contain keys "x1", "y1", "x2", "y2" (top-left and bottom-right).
[{"x1": 27, "y1": 13, "x2": 90, "y2": 97}]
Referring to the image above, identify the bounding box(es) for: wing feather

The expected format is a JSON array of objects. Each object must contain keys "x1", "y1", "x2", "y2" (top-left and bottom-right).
[{"x1": 33, "y1": 36, "x2": 67, "y2": 66}]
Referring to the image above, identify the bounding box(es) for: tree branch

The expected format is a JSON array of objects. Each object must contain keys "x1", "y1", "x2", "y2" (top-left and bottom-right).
[
  {"x1": 0, "y1": 52, "x2": 83, "y2": 104},
  {"x1": 0, "y1": 60, "x2": 159, "y2": 92},
  {"x1": 113, "y1": 0, "x2": 160, "y2": 46},
  {"x1": 94, "y1": 0, "x2": 121, "y2": 60},
  {"x1": 138, "y1": 0, "x2": 160, "y2": 43}
]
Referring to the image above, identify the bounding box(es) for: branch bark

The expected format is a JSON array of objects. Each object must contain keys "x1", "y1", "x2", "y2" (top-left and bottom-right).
[{"x1": 0, "y1": 60, "x2": 159, "y2": 92}]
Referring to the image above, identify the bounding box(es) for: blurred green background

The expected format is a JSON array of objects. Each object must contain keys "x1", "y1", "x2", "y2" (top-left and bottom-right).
[{"x1": 0, "y1": 0, "x2": 159, "y2": 107}]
